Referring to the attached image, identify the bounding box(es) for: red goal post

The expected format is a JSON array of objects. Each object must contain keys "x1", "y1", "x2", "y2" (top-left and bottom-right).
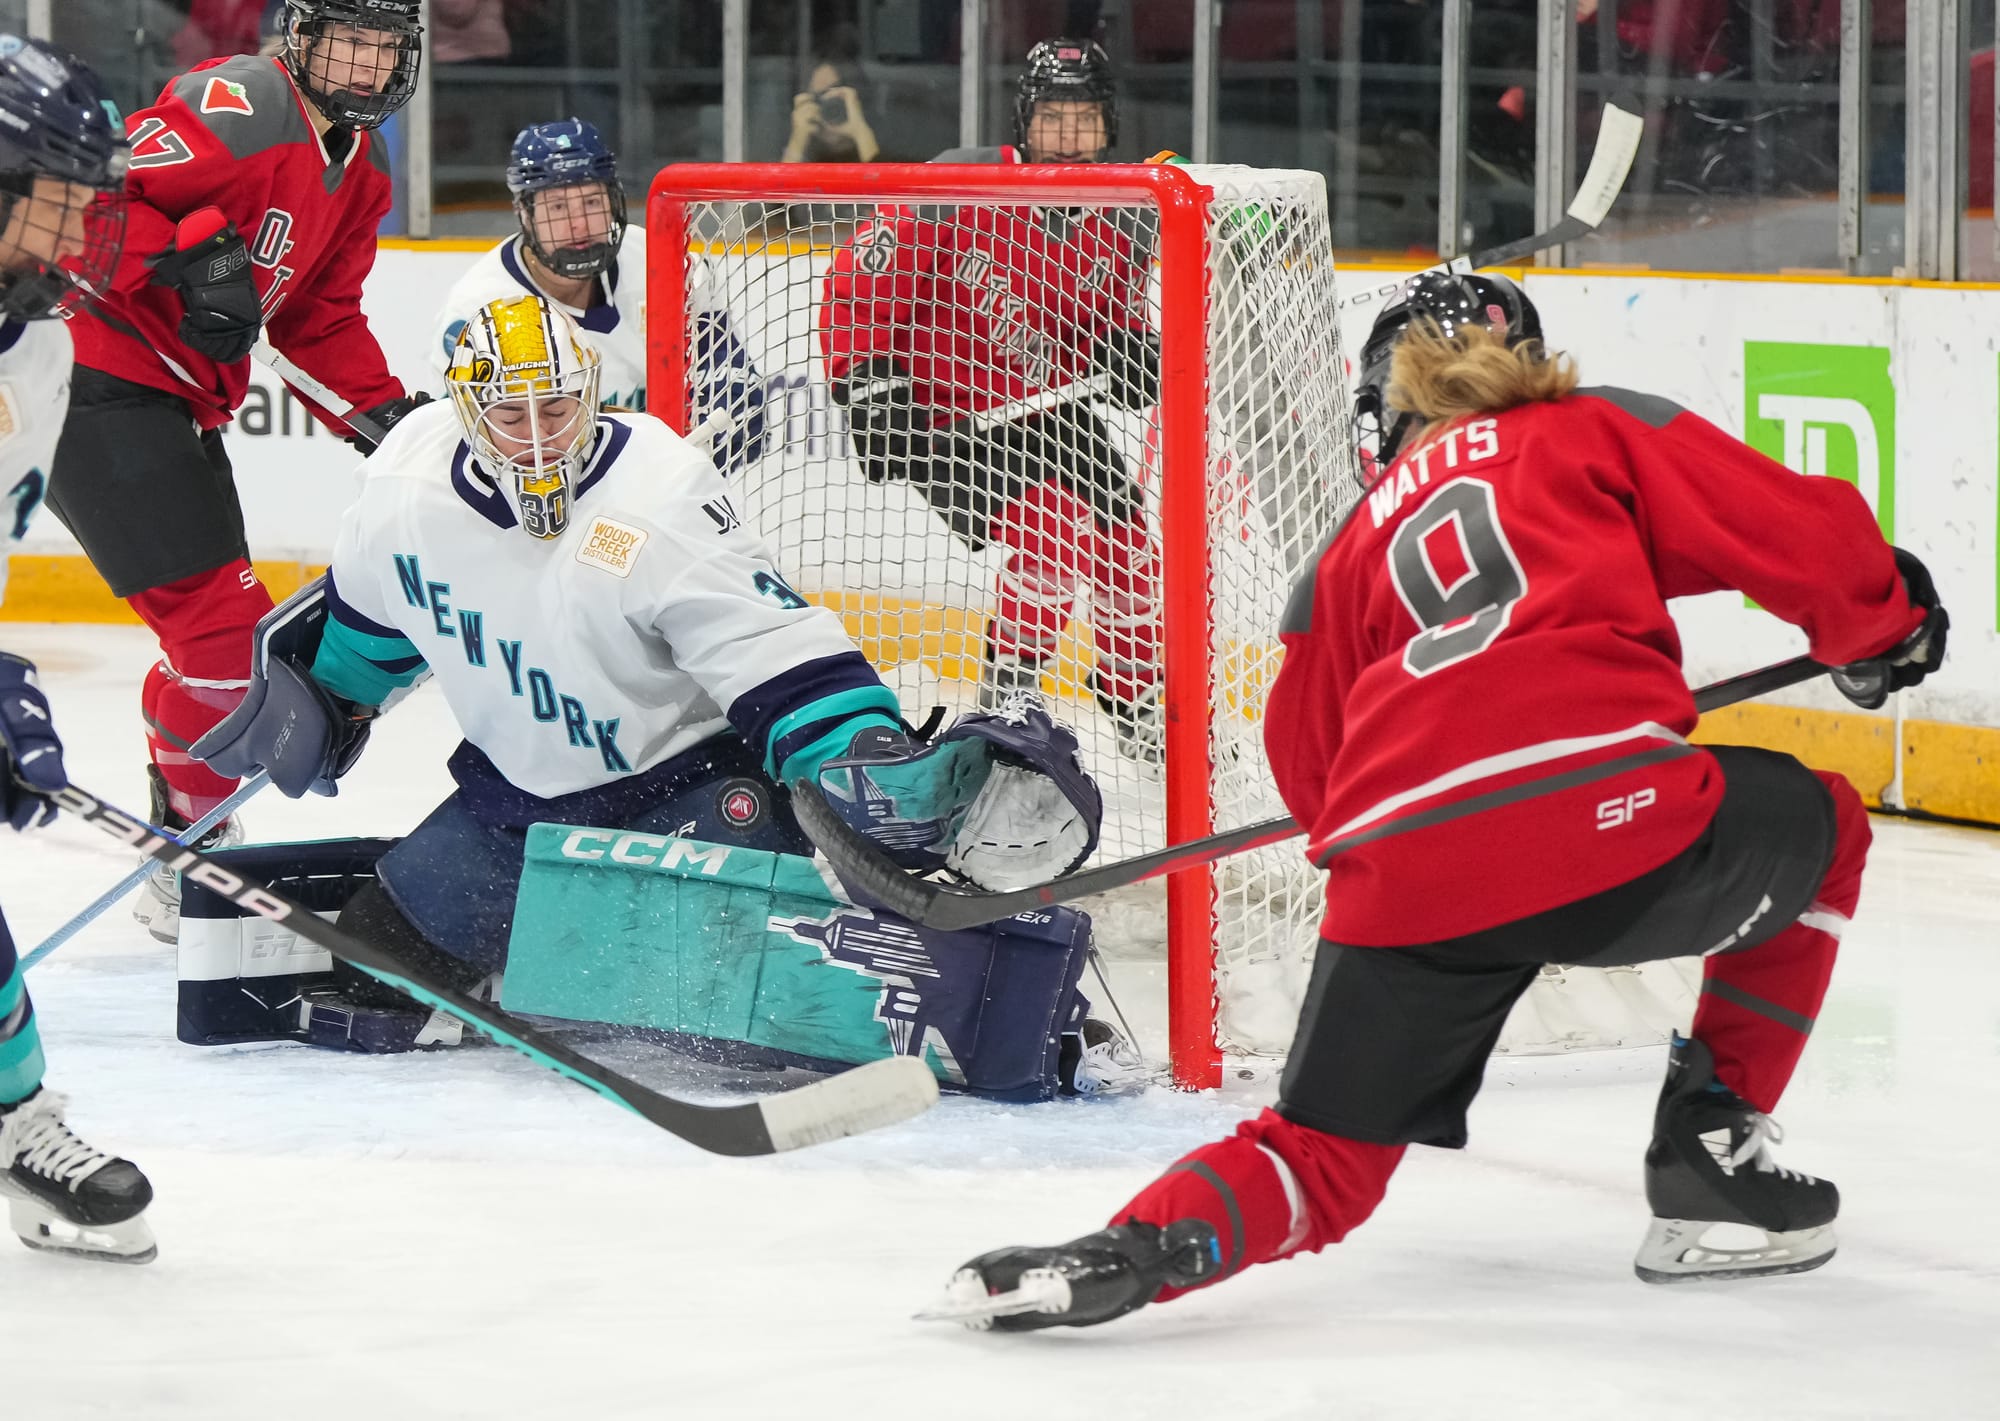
[{"x1": 646, "y1": 162, "x2": 1354, "y2": 1089}]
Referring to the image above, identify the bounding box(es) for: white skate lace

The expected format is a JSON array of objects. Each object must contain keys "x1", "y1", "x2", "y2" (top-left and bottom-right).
[
  {"x1": 1730, "y1": 1113, "x2": 1817, "y2": 1185},
  {"x1": 1, "y1": 1092, "x2": 114, "y2": 1192}
]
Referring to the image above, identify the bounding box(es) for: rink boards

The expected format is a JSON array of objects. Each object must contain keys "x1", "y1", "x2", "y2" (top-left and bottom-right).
[{"x1": 4, "y1": 242, "x2": 1997, "y2": 822}]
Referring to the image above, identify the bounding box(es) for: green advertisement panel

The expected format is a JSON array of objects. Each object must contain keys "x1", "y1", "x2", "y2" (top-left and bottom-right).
[{"x1": 1742, "y1": 341, "x2": 1896, "y2": 539}]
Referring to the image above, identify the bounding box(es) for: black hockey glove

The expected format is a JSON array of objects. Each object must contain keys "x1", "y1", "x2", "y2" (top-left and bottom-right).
[
  {"x1": 1088, "y1": 325, "x2": 1159, "y2": 410},
  {"x1": 1830, "y1": 547, "x2": 1949, "y2": 710},
  {"x1": 347, "y1": 392, "x2": 434, "y2": 455},
  {"x1": 150, "y1": 208, "x2": 263, "y2": 364},
  {"x1": 832, "y1": 357, "x2": 938, "y2": 483}
]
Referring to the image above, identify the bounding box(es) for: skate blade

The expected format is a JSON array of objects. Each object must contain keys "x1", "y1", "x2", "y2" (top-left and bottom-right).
[
  {"x1": 1633, "y1": 1218, "x2": 1836, "y2": 1284},
  {"x1": 915, "y1": 1266, "x2": 1072, "y2": 1329},
  {"x1": 13, "y1": 1207, "x2": 157, "y2": 1265}
]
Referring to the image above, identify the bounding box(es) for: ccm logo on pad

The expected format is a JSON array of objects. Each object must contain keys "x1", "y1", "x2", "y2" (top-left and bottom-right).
[{"x1": 559, "y1": 829, "x2": 731, "y2": 874}]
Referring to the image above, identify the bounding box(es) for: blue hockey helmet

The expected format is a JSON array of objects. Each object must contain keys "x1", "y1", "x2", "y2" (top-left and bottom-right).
[
  {"x1": 507, "y1": 119, "x2": 627, "y2": 281},
  {"x1": 1351, "y1": 270, "x2": 1543, "y2": 477},
  {"x1": 281, "y1": 0, "x2": 424, "y2": 132},
  {"x1": 0, "y1": 35, "x2": 129, "y2": 322}
]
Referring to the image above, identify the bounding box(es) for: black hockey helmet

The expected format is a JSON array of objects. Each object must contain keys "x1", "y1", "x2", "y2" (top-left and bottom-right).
[
  {"x1": 507, "y1": 119, "x2": 626, "y2": 280},
  {"x1": 0, "y1": 36, "x2": 129, "y2": 322},
  {"x1": 1352, "y1": 270, "x2": 1543, "y2": 477},
  {"x1": 281, "y1": 0, "x2": 423, "y2": 132},
  {"x1": 1014, "y1": 38, "x2": 1118, "y2": 161}
]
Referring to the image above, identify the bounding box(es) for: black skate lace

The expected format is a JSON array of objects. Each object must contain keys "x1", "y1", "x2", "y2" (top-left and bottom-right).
[
  {"x1": 1729, "y1": 1112, "x2": 1817, "y2": 1185},
  {"x1": 4, "y1": 1093, "x2": 113, "y2": 1190}
]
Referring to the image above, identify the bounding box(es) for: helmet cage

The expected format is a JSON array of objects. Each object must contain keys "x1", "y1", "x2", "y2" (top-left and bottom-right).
[
  {"x1": 283, "y1": 1, "x2": 423, "y2": 131},
  {"x1": 445, "y1": 300, "x2": 603, "y2": 540},
  {"x1": 1013, "y1": 38, "x2": 1118, "y2": 160},
  {"x1": 0, "y1": 177, "x2": 127, "y2": 321},
  {"x1": 516, "y1": 179, "x2": 628, "y2": 281}
]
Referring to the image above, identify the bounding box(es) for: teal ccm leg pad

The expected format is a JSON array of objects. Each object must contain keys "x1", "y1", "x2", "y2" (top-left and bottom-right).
[{"x1": 501, "y1": 825, "x2": 1095, "y2": 1101}]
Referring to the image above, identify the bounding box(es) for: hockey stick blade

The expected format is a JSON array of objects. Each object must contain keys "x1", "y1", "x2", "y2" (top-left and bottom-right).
[
  {"x1": 1341, "y1": 101, "x2": 1643, "y2": 310},
  {"x1": 43, "y1": 781, "x2": 939, "y2": 1155},
  {"x1": 793, "y1": 653, "x2": 1826, "y2": 934}
]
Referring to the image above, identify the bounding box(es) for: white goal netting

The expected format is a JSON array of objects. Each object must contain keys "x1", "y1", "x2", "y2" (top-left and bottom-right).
[{"x1": 652, "y1": 162, "x2": 1695, "y2": 1080}]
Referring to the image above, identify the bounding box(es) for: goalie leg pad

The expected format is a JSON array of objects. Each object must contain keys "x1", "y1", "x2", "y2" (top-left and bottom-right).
[
  {"x1": 503, "y1": 827, "x2": 1095, "y2": 1101},
  {"x1": 176, "y1": 838, "x2": 395, "y2": 1045}
]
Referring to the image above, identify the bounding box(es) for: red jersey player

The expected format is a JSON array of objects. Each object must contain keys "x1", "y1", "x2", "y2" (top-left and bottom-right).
[
  {"x1": 42, "y1": 0, "x2": 429, "y2": 941},
  {"x1": 819, "y1": 39, "x2": 1165, "y2": 762},
  {"x1": 925, "y1": 272, "x2": 1948, "y2": 1329}
]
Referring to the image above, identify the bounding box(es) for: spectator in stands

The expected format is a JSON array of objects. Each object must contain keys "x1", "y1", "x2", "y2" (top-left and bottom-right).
[
  {"x1": 783, "y1": 75, "x2": 881, "y2": 162},
  {"x1": 432, "y1": 0, "x2": 513, "y2": 64},
  {"x1": 172, "y1": 0, "x2": 272, "y2": 66}
]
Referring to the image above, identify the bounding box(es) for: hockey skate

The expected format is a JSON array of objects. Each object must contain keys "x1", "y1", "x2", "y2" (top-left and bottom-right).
[
  {"x1": 0, "y1": 1089, "x2": 155, "y2": 1264},
  {"x1": 1633, "y1": 1034, "x2": 1838, "y2": 1284},
  {"x1": 1090, "y1": 675, "x2": 1163, "y2": 767},
  {"x1": 133, "y1": 766, "x2": 243, "y2": 944},
  {"x1": 976, "y1": 643, "x2": 1049, "y2": 712},
  {"x1": 1059, "y1": 1017, "x2": 1150, "y2": 1098},
  {"x1": 921, "y1": 1218, "x2": 1220, "y2": 1330}
]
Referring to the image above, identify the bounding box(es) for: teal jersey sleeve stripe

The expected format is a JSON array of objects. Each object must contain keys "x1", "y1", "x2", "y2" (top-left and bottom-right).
[
  {"x1": 777, "y1": 713, "x2": 902, "y2": 786},
  {"x1": 312, "y1": 617, "x2": 430, "y2": 706},
  {"x1": 0, "y1": 967, "x2": 45, "y2": 1104},
  {"x1": 767, "y1": 684, "x2": 905, "y2": 757}
]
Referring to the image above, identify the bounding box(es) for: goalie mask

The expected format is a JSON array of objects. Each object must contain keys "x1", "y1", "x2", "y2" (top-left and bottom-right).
[
  {"x1": 0, "y1": 36, "x2": 128, "y2": 322},
  {"x1": 280, "y1": 0, "x2": 423, "y2": 132},
  {"x1": 446, "y1": 295, "x2": 603, "y2": 540},
  {"x1": 1351, "y1": 270, "x2": 1542, "y2": 481},
  {"x1": 508, "y1": 118, "x2": 627, "y2": 281}
]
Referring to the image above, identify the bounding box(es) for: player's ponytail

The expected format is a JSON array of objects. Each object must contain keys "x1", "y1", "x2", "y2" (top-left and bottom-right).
[{"x1": 1386, "y1": 319, "x2": 1577, "y2": 445}]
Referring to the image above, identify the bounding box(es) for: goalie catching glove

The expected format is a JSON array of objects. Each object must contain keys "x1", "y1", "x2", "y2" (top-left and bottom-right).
[
  {"x1": 807, "y1": 697, "x2": 1102, "y2": 891},
  {"x1": 191, "y1": 577, "x2": 376, "y2": 798},
  {"x1": 1829, "y1": 547, "x2": 1949, "y2": 711}
]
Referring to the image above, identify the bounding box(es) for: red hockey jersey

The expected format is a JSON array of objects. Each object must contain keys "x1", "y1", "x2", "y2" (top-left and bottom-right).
[
  {"x1": 1269, "y1": 386, "x2": 1924, "y2": 947},
  {"x1": 818, "y1": 146, "x2": 1151, "y2": 417},
  {"x1": 69, "y1": 54, "x2": 403, "y2": 434}
]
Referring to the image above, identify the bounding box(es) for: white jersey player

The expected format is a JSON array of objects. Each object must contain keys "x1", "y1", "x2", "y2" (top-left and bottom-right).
[
  {"x1": 0, "y1": 318, "x2": 77, "y2": 606},
  {"x1": 430, "y1": 119, "x2": 765, "y2": 474},
  {"x1": 197, "y1": 293, "x2": 1102, "y2": 1007},
  {"x1": 0, "y1": 34, "x2": 156, "y2": 1264}
]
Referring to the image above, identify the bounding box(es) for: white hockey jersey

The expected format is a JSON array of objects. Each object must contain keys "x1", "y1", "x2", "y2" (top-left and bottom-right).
[
  {"x1": 315, "y1": 402, "x2": 898, "y2": 801},
  {"x1": 0, "y1": 319, "x2": 76, "y2": 606},
  {"x1": 435, "y1": 225, "x2": 687, "y2": 408}
]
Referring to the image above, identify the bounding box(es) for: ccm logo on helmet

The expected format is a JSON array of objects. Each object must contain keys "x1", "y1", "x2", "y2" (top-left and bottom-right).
[{"x1": 559, "y1": 829, "x2": 732, "y2": 874}]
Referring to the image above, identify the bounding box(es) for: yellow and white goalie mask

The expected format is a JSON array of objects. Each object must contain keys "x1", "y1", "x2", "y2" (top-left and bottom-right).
[{"x1": 445, "y1": 295, "x2": 603, "y2": 539}]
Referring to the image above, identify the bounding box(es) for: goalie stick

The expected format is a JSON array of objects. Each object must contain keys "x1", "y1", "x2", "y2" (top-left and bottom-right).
[
  {"x1": 1339, "y1": 101, "x2": 1645, "y2": 312},
  {"x1": 40, "y1": 779, "x2": 940, "y2": 1156},
  {"x1": 791, "y1": 653, "x2": 1829, "y2": 934}
]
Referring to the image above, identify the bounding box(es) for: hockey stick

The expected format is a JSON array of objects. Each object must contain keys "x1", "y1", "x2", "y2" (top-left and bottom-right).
[
  {"x1": 1339, "y1": 101, "x2": 1645, "y2": 312},
  {"x1": 792, "y1": 652, "x2": 1828, "y2": 933},
  {"x1": 252, "y1": 340, "x2": 388, "y2": 450},
  {"x1": 21, "y1": 771, "x2": 270, "y2": 971},
  {"x1": 39, "y1": 779, "x2": 940, "y2": 1155}
]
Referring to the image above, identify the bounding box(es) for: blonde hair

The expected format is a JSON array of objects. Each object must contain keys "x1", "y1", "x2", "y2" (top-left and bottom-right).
[{"x1": 1386, "y1": 320, "x2": 1579, "y2": 447}]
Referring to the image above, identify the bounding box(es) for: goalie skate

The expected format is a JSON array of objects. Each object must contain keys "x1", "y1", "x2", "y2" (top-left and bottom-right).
[
  {"x1": 1634, "y1": 1035, "x2": 1837, "y2": 1284},
  {"x1": 0, "y1": 1089, "x2": 156, "y2": 1264}
]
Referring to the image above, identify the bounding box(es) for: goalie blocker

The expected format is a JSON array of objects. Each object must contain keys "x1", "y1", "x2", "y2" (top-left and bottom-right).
[{"x1": 177, "y1": 832, "x2": 1114, "y2": 1101}]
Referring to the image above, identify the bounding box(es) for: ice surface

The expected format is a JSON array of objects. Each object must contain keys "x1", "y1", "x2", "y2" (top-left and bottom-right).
[{"x1": 1, "y1": 623, "x2": 1995, "y2": 1420}]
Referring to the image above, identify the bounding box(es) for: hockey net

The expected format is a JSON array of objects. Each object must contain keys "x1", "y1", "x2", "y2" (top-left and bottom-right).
[{"x1": 646, "y1": 163, "x2": 1692, "y2": 1090}]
